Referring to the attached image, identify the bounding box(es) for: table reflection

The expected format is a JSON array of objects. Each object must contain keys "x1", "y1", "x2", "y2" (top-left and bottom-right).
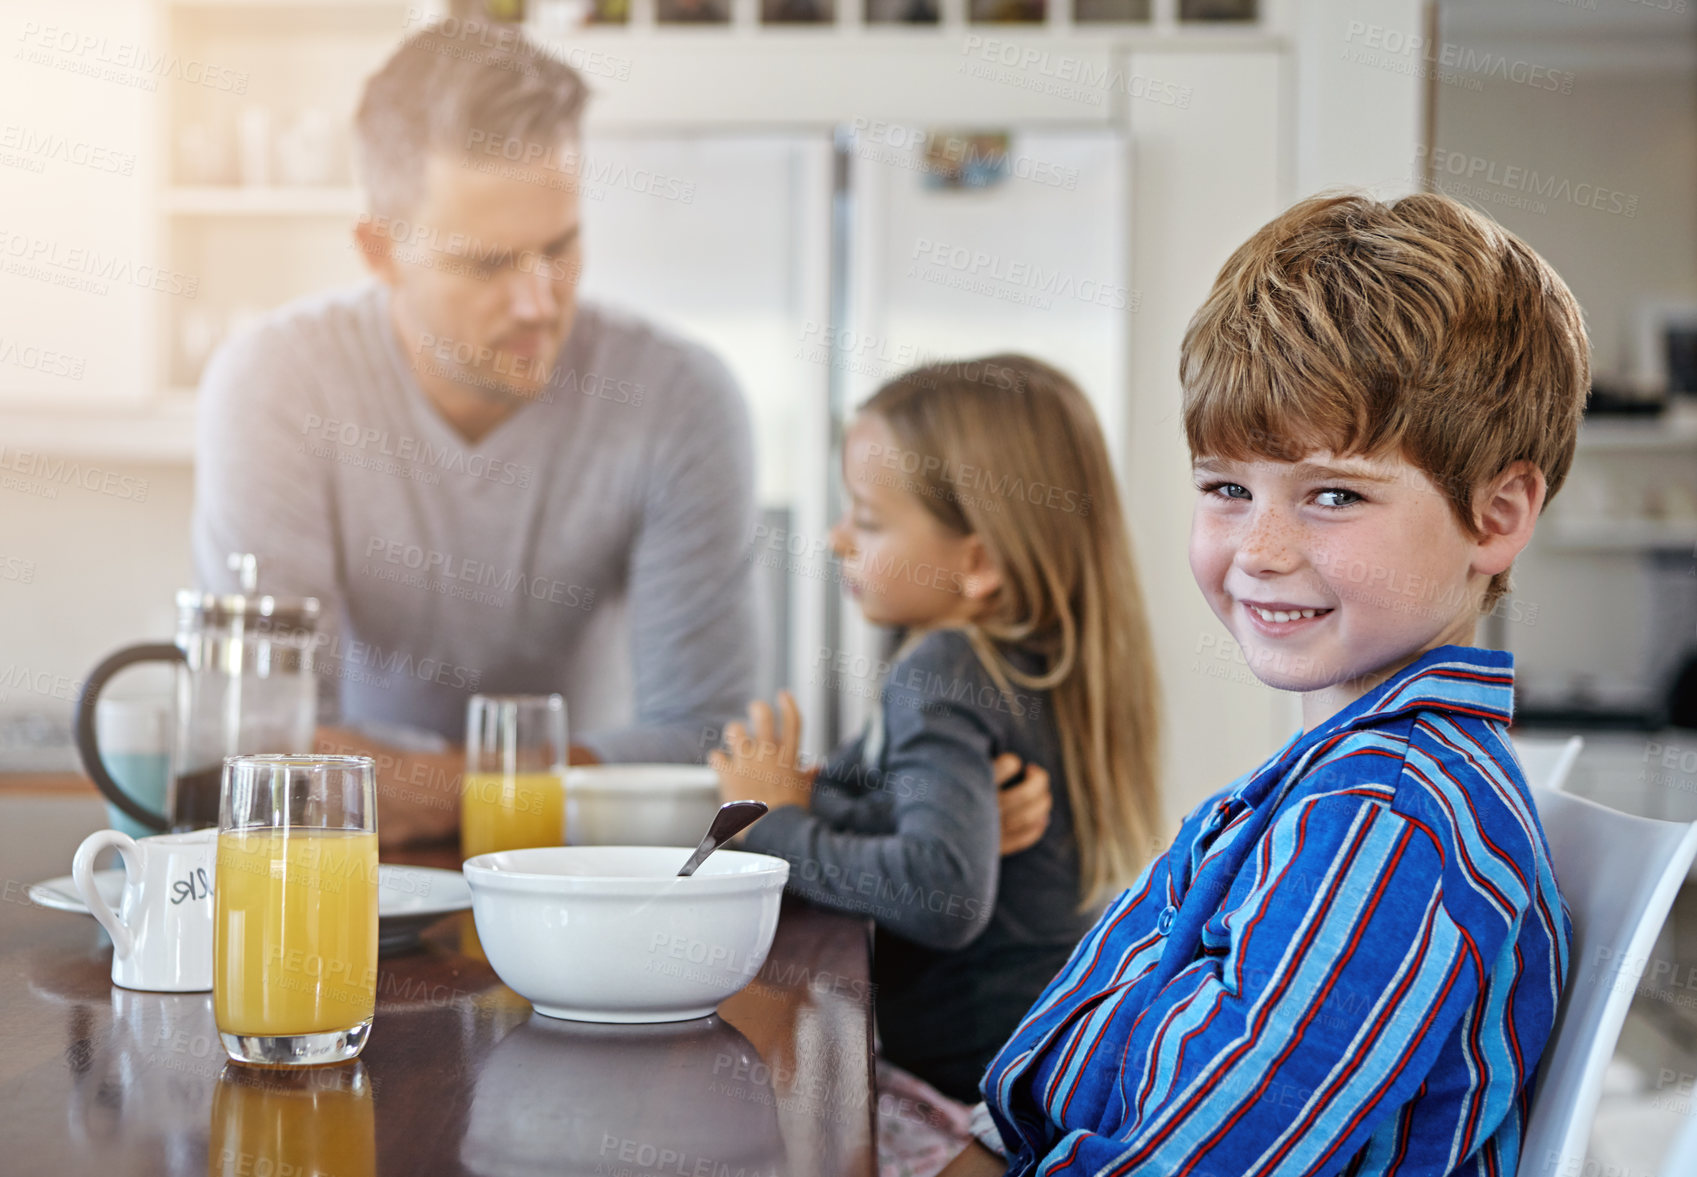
[
  {"x1": 62, "y1": 986, "x2": 219, "y2": 1163},
  {"x1": 461, "y1": 1013, "x2": 786, "y2": 1177},
  {"x1": 208, "y1": 1062, "x2": 375, "y2": 1177}
]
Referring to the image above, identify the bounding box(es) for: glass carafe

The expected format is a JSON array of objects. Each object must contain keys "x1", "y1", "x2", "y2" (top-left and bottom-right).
[{"x1": 75, "y1": 555, "x2": 321, "y2": 832}]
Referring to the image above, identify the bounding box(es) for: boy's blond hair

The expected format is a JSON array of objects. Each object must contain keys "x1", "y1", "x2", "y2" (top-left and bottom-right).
[{"x1": 1179, "y1": 191, "x2": 1590, "y2": 608}]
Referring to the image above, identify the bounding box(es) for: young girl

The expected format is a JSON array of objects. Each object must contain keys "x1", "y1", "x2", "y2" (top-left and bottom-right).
[{"x1": 712, "y1": 354, "x2": 1162, "y2": 1115}]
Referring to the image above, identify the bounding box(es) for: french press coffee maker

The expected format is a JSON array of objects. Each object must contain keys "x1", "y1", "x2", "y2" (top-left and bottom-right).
[{"x1": 75, "y1": 555, "x2": 321, "y2": 832}]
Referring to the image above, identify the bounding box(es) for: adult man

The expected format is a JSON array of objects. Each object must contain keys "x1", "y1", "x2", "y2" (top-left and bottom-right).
[{"x1": 192, "y1": 22, "x2": 757, "y2": 845}]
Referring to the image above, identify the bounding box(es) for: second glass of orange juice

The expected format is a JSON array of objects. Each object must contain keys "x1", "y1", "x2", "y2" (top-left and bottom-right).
[
  {"x1": 214, "y1": 754, "x2": 378, "y2": 1067},
  {"x1": 461, "y1": 694, "x2": 568, "y2": 860}
]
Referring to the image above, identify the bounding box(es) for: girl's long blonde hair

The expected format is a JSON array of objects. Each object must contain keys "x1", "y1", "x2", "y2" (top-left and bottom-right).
[{"x1": 862, "y1": 354, "x2": 1161, "y2": 908}]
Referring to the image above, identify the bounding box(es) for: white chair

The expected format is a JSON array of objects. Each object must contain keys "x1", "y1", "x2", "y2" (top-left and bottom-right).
[
  {"x1": 1519, "y1": 783, "x2": 1697, "y2": 1177},
  {"x1": 1663, "y1": 1110, "x2": 1697, "y2": 1177},
  {"x1": 1511, "y1": 735, "x2": 1586, "y2": 794}
]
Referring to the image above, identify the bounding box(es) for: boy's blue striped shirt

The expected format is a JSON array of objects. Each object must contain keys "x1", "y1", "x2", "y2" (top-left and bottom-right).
[{"x1": 982, "y1": 645, "x2": 1571, "y2": 1176}]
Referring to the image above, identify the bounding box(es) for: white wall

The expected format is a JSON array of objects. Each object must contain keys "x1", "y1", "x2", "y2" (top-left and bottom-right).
[
  {"x1": 1123, "y1": 48, "x2": 1291, "y2": 827},
  {"x1": 0, "y1": 463, "x2": 193, "y2": 737}
]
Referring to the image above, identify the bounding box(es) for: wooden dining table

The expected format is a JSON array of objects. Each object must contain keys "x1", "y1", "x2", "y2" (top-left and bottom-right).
[{"x1": 0, "y1": 786, "x2": 878, "y2": 1176}]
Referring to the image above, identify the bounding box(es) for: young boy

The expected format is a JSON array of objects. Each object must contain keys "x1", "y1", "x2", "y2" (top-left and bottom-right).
[{"x1": 943, "y1": 192, "x2": 1583, "y2": 1176}]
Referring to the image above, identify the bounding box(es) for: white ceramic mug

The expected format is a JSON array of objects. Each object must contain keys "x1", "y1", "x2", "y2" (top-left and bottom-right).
[{"x1": 72, "y1": 829, "x2": 216, "y2": 992}]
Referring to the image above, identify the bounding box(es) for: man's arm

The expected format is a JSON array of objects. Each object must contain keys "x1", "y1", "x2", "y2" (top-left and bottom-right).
[
  {"x1": 575, "y1": 349, "x2": 758, "y2": 764},
  {"x1": 193, "y1": 318, "x2": 347, "y2": 719},
  {"x1": 314, "y1": 726, "x2": 461, "y2": 848}
]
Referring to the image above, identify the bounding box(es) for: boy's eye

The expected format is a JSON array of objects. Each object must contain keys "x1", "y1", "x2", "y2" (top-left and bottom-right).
[
  {"x1": 1198, "y1": 480, "x2": 1251, "y2": 501},
  {"x1": 1314, "y1": 488, "x2": 1362, "y2": 508}
]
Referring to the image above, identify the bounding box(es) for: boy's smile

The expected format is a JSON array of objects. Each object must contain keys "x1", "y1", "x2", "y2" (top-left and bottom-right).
[{"x1": 1188, "y1": 449, "x2": 1535, "y2": 731}]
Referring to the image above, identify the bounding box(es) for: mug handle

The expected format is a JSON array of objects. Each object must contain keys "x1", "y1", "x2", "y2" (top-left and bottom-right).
[
  {"x1": 72, "y1": 829, "x2": 144, "y2": 960},
  {"x1": 73, "y1": 643, "x2": 186, "y2": 833}
]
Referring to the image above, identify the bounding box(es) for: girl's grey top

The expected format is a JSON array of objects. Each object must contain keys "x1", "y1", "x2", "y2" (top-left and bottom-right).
[
  {"x1": 740, "y1": 627, "x2": 1097, "y2": 1102},
  {"x1": 191, "y1": 281, "x2": 758, "y2": 761}
]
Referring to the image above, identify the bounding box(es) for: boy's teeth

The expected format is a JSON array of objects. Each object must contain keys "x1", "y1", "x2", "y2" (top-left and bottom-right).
[{"x1": 1253, "y1": 606, "x2": 1321, "y2": 623}]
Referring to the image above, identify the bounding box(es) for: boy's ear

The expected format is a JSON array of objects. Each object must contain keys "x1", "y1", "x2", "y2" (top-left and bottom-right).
[
  {"x1": 960, "y1": 536, "x2": 1003, "y2": 601},
  {"x1": 353, "y1": 217, "x2": 398, "y2": 284},
  {"x1": 1470, "y1": 460, "x2": 1547, "y2": 578}
]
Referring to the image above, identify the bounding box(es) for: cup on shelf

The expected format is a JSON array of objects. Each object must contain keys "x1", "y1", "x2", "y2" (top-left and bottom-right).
[{"x1": 275, "y1": 109, "x2": 339, "y2": 187}]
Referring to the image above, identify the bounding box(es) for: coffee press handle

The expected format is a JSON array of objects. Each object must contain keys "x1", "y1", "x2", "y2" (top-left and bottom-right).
[
  {"x1": 74, "y1": 643, "x2": 187, "y2": 834},
  {"x1": 72, "y1": 829, "x2": 142, "y2": 959}
]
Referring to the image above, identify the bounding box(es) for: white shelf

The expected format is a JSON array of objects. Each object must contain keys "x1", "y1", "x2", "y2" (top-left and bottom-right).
[
  {"x1": 0, "y1": 396, "x2": 198, "y2": 464},
  {"x1": 1575, "y1": 406, "x2": 1697, "y2": 452},
  {"x1": 1545, "y1": 517, "x2": 1697, "y2": 551},
  {"x1": 163, "y1": 187, "x2": 363, "y2": 217}
]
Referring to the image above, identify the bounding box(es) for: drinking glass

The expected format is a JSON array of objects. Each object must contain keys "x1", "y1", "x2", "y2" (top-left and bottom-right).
[
  {"x1": 462, "y1": 694, "x2": 568, "y2": 860},
  {"x1": 214, "y1": 755, "x2": 378, "y2": 1066}
]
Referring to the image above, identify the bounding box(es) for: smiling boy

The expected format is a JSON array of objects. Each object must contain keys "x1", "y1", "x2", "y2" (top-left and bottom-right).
[{"x1": 943, "y1": 193, "x2": 1585, "y2": 1176}]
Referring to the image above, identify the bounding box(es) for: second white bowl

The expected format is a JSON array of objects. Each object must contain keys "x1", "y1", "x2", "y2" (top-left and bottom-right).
[{"x1": 566, "y1": 764, "x2": 721, "y2": 847}]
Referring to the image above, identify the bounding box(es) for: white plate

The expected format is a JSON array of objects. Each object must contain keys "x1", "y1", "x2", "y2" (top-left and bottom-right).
[{"x1": 27, "y1": 865, "x2": 471, "y2": 954}]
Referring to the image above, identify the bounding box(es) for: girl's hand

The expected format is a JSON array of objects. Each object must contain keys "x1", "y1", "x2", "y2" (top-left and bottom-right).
[{"x1": 710, "y1": 689, "x2": 817, "y2": 812}]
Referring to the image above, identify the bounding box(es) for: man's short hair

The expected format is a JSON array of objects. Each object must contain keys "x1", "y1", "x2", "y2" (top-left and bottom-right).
[
  {"x1": 1178, "y1": 191, "x2": 1591, "y2": 609},
  {"x1": 355, "y1": 20, "x2": 591, "y2": 216}
]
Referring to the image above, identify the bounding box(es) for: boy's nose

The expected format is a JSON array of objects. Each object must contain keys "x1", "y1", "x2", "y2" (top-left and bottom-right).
[{"x1": 1233, "y1": 507, "x2": 1302, "y2": 577}]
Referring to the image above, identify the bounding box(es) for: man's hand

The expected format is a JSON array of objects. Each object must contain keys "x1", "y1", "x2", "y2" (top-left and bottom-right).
[
  {"x1": 994, "y1": 754, "x2": 1052, "y2": 856},
  {"x1": 314, "y1": 726, "x2": 461, "y2": 850},
  {"x1": 709, "y1": 690, "x2": 815, "y2": 812}
]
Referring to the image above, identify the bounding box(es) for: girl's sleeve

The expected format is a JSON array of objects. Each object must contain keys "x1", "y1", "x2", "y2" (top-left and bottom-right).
[
  {"x1": 739, "y1": 633, "x2": 1002, "y2": 951},
  {"x1": 804, "y1": 732, "x2": 898, "y2": 834},
  {"x1": 998, "y1": 792, "x2": 1501, "y2": 1177}
]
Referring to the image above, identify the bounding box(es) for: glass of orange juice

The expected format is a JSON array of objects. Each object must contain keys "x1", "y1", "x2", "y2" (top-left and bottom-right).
[
  {"x1": 461, "y1": 694, "x2": 568, "y2": 861},
  {"x1": 214, "y1": 754, "x2": 378, "y2": 1067}
]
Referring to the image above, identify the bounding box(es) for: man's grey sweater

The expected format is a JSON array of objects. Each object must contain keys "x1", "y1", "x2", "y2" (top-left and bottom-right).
[{"x1": 192, "y1": 282, "x2": 758, "y2": 760}]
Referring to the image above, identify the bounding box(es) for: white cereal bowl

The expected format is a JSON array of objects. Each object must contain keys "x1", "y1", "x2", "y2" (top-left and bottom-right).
[
  {"x1": 566, "y1": 764, "x2": 722, "y2": 848},
  {"x1": 462, "y1": 845, "x2": 789, "y2": 1023}
]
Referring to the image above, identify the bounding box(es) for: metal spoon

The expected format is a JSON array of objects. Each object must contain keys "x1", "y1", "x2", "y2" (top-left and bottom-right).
[{"x1": 676, "y1": 800, "x2": 769, "y2": 877}]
